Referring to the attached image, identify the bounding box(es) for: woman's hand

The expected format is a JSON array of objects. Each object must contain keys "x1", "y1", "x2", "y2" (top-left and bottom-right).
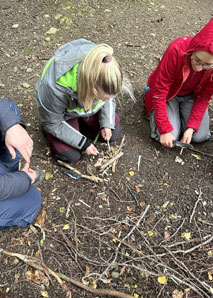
[
  {"x1": 85, "y1": 144, "x2": 99, "y2": 156},
  {"x1": 160, "y1": 132, "x2": 175, "y2": 148},
  {"x1": 181, "y1": 128, "x2": 194, "y2": 144},
  {"x1": 21, "y1": 163, "x2": 36, "y2": 183},
  {"x1": 101, "y1": 128, "x2": 112, "y2": 141}
]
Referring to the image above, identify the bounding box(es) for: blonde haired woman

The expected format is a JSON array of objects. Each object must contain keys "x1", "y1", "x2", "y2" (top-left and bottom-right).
[{"x1": 36, "y1": 39, "x2": 130, "y2": 162}]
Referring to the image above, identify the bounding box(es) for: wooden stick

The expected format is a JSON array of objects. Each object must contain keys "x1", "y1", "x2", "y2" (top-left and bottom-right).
[
  {"x1": 1, "y1": 249, "x2": 133, "y2": 298},
  {"x1": 57, "y1": 160, "x2": 103, "y2": 183},
  {"x1": 100, "y1": 152, "x2": 124, "y2": 171}
]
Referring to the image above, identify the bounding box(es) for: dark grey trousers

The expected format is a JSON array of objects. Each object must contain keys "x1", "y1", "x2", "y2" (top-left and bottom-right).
[{"x1": 150, "y1": 95, "x2": 211, "y2": 143}]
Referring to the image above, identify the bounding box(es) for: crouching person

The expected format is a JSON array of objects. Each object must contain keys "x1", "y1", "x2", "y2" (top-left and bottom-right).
[{"x1": 0, "y1": 98, "x2": 43, "y2": 229}]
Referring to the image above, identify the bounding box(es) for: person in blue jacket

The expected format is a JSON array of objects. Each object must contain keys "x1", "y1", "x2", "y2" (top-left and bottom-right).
[{"x1": 0, "y1": 98, "x2": 43, "y2": 229}]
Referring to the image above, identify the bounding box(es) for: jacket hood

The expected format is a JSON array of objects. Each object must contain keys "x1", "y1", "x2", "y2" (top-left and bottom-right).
[
  {"x1": 54, "y1": 39, "x2": 96, "y2": 80},
  {"x1": 187, "y1": 18, "x2": 213, "y2": 54}
]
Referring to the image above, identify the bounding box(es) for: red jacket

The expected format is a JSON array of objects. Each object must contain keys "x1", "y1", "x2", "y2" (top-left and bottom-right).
[{"x1": 145, "y1": 18, "x2": 213, "y2": 134}]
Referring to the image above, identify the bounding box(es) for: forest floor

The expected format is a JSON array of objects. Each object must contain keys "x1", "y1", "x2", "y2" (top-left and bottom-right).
[{"x1": 0, "y1": 0, "x2": 213, "y2": 297}]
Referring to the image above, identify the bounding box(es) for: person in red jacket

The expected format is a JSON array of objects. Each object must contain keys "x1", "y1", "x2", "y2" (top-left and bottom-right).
[{"x1": 145, "y1": 18, "x2": 213, "y2": 148}]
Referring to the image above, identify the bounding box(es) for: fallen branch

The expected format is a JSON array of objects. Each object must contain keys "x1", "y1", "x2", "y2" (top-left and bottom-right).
[
  {"x1": 57, "y1": 160, "x2": 103, "y2": 183},
  {"x1": 190, "y1": 188, "x2": 203, "y2": 223},
  {"x1": 100, "y1": 152, "x2": 124, "y2": 171},
  {"x1": 0, "y1": 249, "x2": 133, "y2": 298}
]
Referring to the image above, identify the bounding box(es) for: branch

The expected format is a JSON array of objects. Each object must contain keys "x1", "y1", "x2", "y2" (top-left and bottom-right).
[
  {"x1": 0, "y1": 249, "x2": 133, "y2": 298},
  {"x1": 100, "y1": 152, "x2": 124, "y2": 171},
  {"x1": 57, "y1": 160, "x2": 103, "y2": 183}
]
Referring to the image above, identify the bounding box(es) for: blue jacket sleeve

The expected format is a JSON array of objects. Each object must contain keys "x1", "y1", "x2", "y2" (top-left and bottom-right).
[
  {"x1": 0, "y1": 171, "x2": 32, "y2": 201},
  {"x1": 0, "y1": 98, "x2": 24, "y2": 137}
]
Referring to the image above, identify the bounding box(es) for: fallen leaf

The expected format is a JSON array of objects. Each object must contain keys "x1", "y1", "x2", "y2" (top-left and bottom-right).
[
  {"x1": 22, "y1": 82, "x2": 30, "y2": 88},
  {"x1": 41, "y1": 290, "x2": 49, "y2": 297},
  {"x1": 157, "y1": 276, "x2": 167, "y2": 284},
  {"x1": 45, "y1": 172, "x2": 53, "y2": 180},
  {"x1": 36, "y1": 208, "x2": 46, "y2": 227},
  {"x1": 45, "y1": 27, "x2": 58, "y2": 35},
  {"x1": 181, "y1": 232, "x2": 191, "y2": 240},
  {"x1": 147, "y1": 231, "x2": 154, "y2": 237},
  {"x1": 172, "y1": 289, "x2": 184, "y2": 298},
  {"x1": 208, "y1": 272, "x2": 213, "y2": 281},
  {"x1": 191, "y1": 154, "x2": 201, "y2": 160},
  {"x1": 135, "y1": 185, "x2": 141, "y2": 193},
  {"x1": 164, "y1": 231, "x2": 170, "y2": 239},
  {"x1": 134, "y1": 294, "x2": 139, "y2": 298},
  {"x1": 6, "y1": 287, "x2": 10, "y2": 293},
  {"x1": 162, "y1": 200, "x2": 170, "y2": 209},
  {"x1": 12, "y1": 24, "x2": 19, "y2": 28},
  {"x1": 59, "y1": 207, "x2": 65, "y2": 213},
  {"x1": 129, "y1": 171, "x2": 135, "y2": 176},
  {"x1": 208, "y1": 250, "x2": 213, "y2": 256},
  {"x1": 62, "y1": 224, "x2": 70, "y2": 230}
]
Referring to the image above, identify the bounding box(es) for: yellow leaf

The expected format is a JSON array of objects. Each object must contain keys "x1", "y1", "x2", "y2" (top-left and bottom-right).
[
  {"x1": 6, "y1": 287, "x2": 10, "y2": 293},
  {"x1": 148, "y1": 230, "x2": 154, "y2": 237},
  {"x1": 45, "y1": 172, "x2": 53, "y2": 180},
  {"x1": 82, "y1": 280, "x2": 90, "y2": 285},
  {"x1": 112, "y1": 238, "x2": 117, "y2": 243},
  {"x1": 191, "y1": 154, "x2": 201, "y2": 160},
  {"x1": 134, "y1": 294, "x2": 139, "y2": 298},
  {"x1": 63, "y1": 224, "x2": 70, "y2": 230},
  {"x1": 41, "y1": 290, "x2": 49, "y2": 297},
  {"x1": 181, "y1": 232, "x2": 191, "y2": 240},
  {"x1": 12, "y1": 24, "x2": 19, "y2": 28},
  {"x1": 162, "y1": 200, "x2": 170, "y2": 209},
  {"x1": 134, "y1": 284, "x2": 138, "y2": 288},
  {"x1": 208, "y1": 250, "x2": 213, "y2": 256},
  {"x1": 91, "y1": 281, "x2": 97, "y2": 289},
  {"x1": 129, "y1": 171, "x2": 135, "y2": 176},
  {"x1": 54, "y1": 227, "x2": 57, "y2": 232},
  {"x1": 158, "y1": 276, "x2": 167, "y2": 284},
  {"x1": 12, "y1": 258, "x2": 19, "y2": 265},
  {"x1": 35, "y1": 250, "x2": 40, "y2": 256},
  {"x1": 208, "y1": 272, "x2": 213, "y2": 281},
  {"x1": 125, "y1": 251, "x2": 130, "y2": 256}
]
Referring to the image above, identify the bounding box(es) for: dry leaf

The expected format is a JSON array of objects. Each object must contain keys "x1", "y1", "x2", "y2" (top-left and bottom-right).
[
  {"x1": 162, "y1": 200, "x2": 170, "y2": 209},
  {"x1": 129, "y1": 171, "x2": 135, "y2": 176},
  {"x1": 164, "y1": 231, "x2": 170, "y2": 239},
  {"x1": 45, "y1": 172, "x2": 53, "y2": 180},
  {"x1": 157, "y1": 276, "x2": 167, "y2": 284},
  {"x1": 135, "y1": 185, "x2": 141, "y2": 193},
  {"x1": 62, "y1": 224, "x2": 70, "y2": 230},
  {"x1": 36, "y1": 208, "x2": 46, "y2": 227},
  {"x1": 172, "y1": 289, "x2": 184, "y2": 298},
  {"x1": 181, "y1": 232, "x2": 191, "y2": 240}
]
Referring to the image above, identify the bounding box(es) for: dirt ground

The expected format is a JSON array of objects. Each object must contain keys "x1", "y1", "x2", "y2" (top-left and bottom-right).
[{"x1": 0, "y1": 0, "x2": 213, "y2": 297}]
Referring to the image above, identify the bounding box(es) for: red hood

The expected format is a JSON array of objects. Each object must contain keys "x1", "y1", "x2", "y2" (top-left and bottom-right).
[{"x1": 187, "y1": 18, "x2": 213, "y2": 54}]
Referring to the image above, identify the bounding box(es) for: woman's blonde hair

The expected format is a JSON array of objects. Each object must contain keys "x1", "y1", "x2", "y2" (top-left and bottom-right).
[{"x1": 78, "y1": 44, "x2": 123, "y2": 110}]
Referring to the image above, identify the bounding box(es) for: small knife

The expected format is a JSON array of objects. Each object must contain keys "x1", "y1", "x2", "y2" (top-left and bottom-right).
[{"x1": 173, "y1": 140, "x2": 194, "y2": 149}]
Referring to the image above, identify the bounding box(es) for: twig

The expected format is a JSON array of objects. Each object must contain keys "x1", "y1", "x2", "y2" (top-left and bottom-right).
[
  {"x1": 100, "y1": 152, "x2": 123, "y2": 171},
  {"x1": 0, "y1": 249, "x2": 134, "y2": 298},
  {"x1": 94, "y1": 131, "x2": 100, "y2": 144},
  {"x1": 138, "y1": 155, "x2": 141, "y2": 171},
  {"x1": 122, "y1": 205, "x2": 150, "y2": 242},
  {"x1": 58, "y1": 160, "x2": 103, "y2": 183},
  {"x1": 190, "y1": 188, "x2": 203, "y2": 223}
]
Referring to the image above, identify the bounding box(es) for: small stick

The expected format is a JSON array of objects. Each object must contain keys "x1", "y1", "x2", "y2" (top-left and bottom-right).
[
  {"x1": 190, "y1": 188, "x2": 203, "y2": 223},
  {"x1": 58, "y1": 160, "x2": 103, "y2": 183},
  {"x1": 94, "y1": 131, "x2": 100, "y2": 145},
  {"x1": 138, "y1": 155, "x2": 141, "y2": 171},
  {"x1": 100, "y1": 152, "x2": 124, "y2": 171}
]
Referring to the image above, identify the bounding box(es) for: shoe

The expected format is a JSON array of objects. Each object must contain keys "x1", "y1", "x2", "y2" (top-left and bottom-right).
[{"x1": 33, "y1": 169, "x2": 45, "y2": 186}]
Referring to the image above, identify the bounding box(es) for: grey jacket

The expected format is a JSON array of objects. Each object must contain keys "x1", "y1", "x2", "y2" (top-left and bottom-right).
[
  {"x1": 0, "y1": 99, "x2": 31, "y2": 201},
  {"x1": 36, "y1": 39, "x2": 116, "y2": 150}
]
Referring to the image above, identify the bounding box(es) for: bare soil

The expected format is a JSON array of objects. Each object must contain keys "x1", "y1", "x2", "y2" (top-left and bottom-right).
[{"x1": 0, "y1": 1, "x2": 213, "y2": 298}]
